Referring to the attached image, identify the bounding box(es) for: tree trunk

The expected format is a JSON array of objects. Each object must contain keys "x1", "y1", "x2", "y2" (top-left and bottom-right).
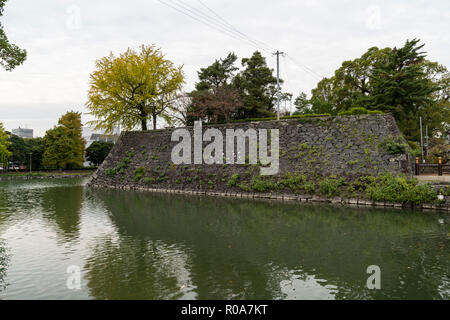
[
  {"x1": 141, "y1": 119, "x2": 147, "y2": 131},
  {"x1": 153, "y1": 114, "x2": 157, "y2": 130},
  {"x1": 139, "y1": 104, "x2": 147, "y2": 131}
]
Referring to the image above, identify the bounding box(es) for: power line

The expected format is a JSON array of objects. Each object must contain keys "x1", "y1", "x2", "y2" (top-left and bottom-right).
[
  {"x1": 196, "y1": 0, "x2": 276, "y2": 53},
  {"x1": 158, "y1": 0, "x2": 325, "y2": 95},
  {"x1": 280, "y1": 55, "x2": 294, "y2": 114},
  {"x1": 285, "y1": 54, "x2": 324, "y2": 80},
  {"x1": 174, "y1": 0, "x2": 271, "y2": 52},
  {"x1": 158, "y1": 0, "x2": 272, "y2": 55}
]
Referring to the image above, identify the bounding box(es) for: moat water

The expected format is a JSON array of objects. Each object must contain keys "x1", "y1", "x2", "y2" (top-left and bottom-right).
[{"x1": 0, "y1": 178, "x2": 448, "y2": 299}]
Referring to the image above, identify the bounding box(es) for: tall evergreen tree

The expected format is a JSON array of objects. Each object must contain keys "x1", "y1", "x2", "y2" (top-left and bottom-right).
[
  {"x1": 293, "y1": 92, "x2": 312, "y2": 115},
  {"x1": 369, "y1": 39, "x2": 440, "y2": 140},
  {"x1": 306, "y1": 39, "x2": 448, "y2": 141},
  {"x1": 233, "y1": 51, "x2": 280, "y2": 118},
  {"x1": 189, "y1": 52, "x2": 242, "y2": 123},
  {"x1": 195, "y1": 52, "x2": 238, "y2": 90}
]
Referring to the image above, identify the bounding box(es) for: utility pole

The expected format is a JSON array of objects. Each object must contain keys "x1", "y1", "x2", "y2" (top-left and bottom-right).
[{"x1": 273, "y1": 50, "x2": 285, "y2": 120}]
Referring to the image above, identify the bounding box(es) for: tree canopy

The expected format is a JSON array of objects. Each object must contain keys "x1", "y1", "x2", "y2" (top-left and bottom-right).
[
  {"x1": 195, "y1": 52, "x2": 238, "y2": 91},
  {"x1": 233, "y1": 51, "x2": 280, "y2": 119},
  {"x1": 0, "y1": 0, "x2": 26, "y2": 71},
  {"x1": 87, "y1": 45, "x2": 184, "y2": 131},
  {"x1": 0, "y1": 122, "x2": 11, "y2": 166},
  {"x1": 7, "y1": 135, "x2": 45, "y2": 169},
  {"x1": 298, "y1": 39, "x2": 449, "y2": 141},
  {"x1": 86, "y1": 141, "x2": 114, "y2": 166},
  {"x1": 185, "y1": 51, "x2": 282, "y2": 124},
  {"x1": 42, "y1": 111, "x2": 85, "y2": 169}
]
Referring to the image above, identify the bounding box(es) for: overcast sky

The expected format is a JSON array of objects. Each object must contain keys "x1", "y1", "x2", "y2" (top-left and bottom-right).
[{"x1": 0, "y1": 0, "x2": 449, "y2": 137}]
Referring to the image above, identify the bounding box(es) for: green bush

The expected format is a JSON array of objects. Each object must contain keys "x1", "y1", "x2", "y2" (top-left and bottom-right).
[
  {"x1": 116, "y1": 157, "x2": 131, "y2": 171},
  {"x1": 407, "y1": 141, "x2": 421, "y2": 157},
  {"x1": 250, "y1": 176, "x2": 277, "y2": 192},
  {"x1": 276, "y1": 172, "x2": 306, "y2": 191},
  {"x1": 227, "y1": 173, "x2": 240, "y2": 187},
  {"x1": 143, "y1": 177, "x2": 155, "y2": 184},
  {"x1": 301, "y1": 182, "x2": 314, "y2": 193},
  {"x1": 230, "y1": 113, "x2": 331, "y2": 123},
  {"x1": 105, "y1": 168, "x2": 116, "y2": 177},
  {"x1": 378, "y1": 136, "x2": 409, "y2": 155},
  {"x1": 126, "y1": 150, "x2": 135, "y2": 158},
  {"x1": 365, "y1": 173, "x2": 437, "y2": 204},
  {"x1": 134, "y1": 167, "x2": 145, "y2": 182},
  {"x1": 318, "y1": 178, "x2": 346, "y2": 197},
  {"x1": 338, "y1": 107, "x2": 383, "y2": 116}
]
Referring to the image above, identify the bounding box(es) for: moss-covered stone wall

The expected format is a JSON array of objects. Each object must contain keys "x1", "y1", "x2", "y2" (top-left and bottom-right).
[{"x1": 88, "y1": 114, "x2": 412, "y2": 195}]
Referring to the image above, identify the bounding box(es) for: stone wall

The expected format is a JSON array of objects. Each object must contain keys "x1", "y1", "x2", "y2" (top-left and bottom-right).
[{"x1": 88, "y1": 113, "x2": 411, "y2": 194}]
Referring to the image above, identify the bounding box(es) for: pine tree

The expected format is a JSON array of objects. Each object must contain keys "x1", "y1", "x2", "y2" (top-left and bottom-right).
[
  {"x1": 233, "y1": 51, "x2": 280, "y2": 119},
  {"x1": 369, "y1": 39, "x2": 439, "y2": 140}
]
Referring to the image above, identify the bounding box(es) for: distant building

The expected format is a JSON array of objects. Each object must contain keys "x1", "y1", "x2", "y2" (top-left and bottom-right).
[
  {"x1": 88, "y1": 133, "x2": 118, "y2": 145},
  {"x1": 12, "y1": 127, "x2": 33, "y2": 138},
  {"x1": 83, "y1": 127, "x2": 120, "y2": 167}
]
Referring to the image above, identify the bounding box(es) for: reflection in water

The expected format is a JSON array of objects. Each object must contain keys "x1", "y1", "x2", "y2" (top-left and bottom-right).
[
  {"x1": 87, "y1": 188, "x2": 450, "y2": 300},
  {"x1": 0, "y1": 178, "x2": 448, "y2": 299},
  {"x1": 85, "y1": 237, "x2": 195, "y2": 299},
  {"x1": 41, "y1": 185, "x2": 83, "y2": 242}
]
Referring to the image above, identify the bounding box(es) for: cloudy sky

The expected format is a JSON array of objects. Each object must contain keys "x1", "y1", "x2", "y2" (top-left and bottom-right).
[{"x1": 0, "y1": 0, "x2": 449, "y2": 137}]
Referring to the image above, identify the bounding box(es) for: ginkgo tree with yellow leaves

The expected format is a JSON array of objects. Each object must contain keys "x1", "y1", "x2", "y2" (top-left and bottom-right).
[{"x1": 86, "y1": 45, "x2": 184, "y2": 131}]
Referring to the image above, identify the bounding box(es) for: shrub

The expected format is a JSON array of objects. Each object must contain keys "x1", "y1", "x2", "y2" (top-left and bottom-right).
[
  {"x1": 425, "y1": 138, "x2": 450, "y2": 164},
  {"x1": 116, "y1": 157, "x2": 131, "y2": 170},
  {"x1": 338, "y1": 107, "x2": 383, "y2": 116},
  {"x1": 365, "y1": 173, "x2": 437, "y2": 204},
  {"x1": 134, "y1": 167, "x2": 145, "y2": 182},
  {"x1": 250, "y1": 176, "x2": 276, "y2": 192},
  {"x1": 303, "y1": 182, "x2": 316, "y2": 193},
  {"x1": 227, "y1": 173, "x2": 240, "y2": 187},
  {"x1": 318, "y1": 178, "x2": 346, "y2": 197},
  {"x1": 230, "y1": 113, "x2": 331, "y2": 123},
  {"x1": 105, "y1": 168, "x2": 116, "y2": 177},
  {"x1": 277, "y1": 172, "x2": 306, "y2": 191},
  {"x1": 143, "y1": 177, "x2": 155, "y2": 184},
  {"x1": 238, "y1": 182, "x2": 251, "y2": 192},
  {"x1": 378, "y1": 136, "x2": 409, "y2": 155}
]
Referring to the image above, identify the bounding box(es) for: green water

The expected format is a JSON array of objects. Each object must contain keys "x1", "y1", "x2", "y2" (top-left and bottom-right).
[{"x1": 0, "y1": 178, "x2": 448, "y2": 300}]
